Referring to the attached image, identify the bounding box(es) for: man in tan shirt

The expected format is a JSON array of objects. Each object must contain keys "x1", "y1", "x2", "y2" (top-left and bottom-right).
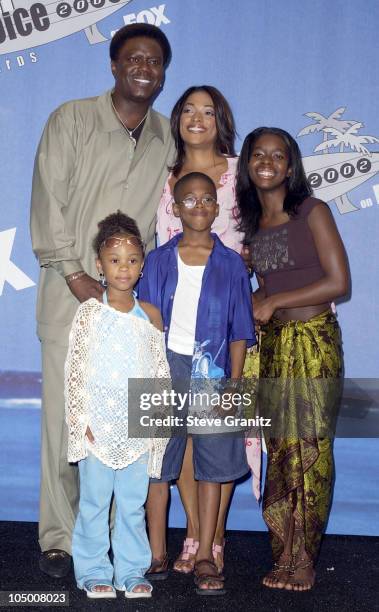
[{"x1": 30, "y1": 23, "x2": 174, "y2": 578}]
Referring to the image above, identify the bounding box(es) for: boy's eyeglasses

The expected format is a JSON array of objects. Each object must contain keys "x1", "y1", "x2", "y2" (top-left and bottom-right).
[
  {"x1": 100, "y1": 236, "x2": 144, "y2": 251},
  {"x1": 178, "y1": 196, "x2": 217, "y2": 209}
]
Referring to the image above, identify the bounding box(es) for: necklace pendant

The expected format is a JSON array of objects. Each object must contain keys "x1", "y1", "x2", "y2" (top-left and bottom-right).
[{"x1": 110, "y1": 95, "x2": 146, "y2": 148}]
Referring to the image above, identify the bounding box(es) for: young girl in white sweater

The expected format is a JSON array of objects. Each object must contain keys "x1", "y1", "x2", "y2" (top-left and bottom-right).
[{"x1": 65, "y1": 211, "x2": 170, "y2": 599}]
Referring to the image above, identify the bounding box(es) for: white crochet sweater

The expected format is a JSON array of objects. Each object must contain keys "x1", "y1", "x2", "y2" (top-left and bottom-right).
[{"x1": 64, "y1": 298, "x2": 170, "y2": 477}]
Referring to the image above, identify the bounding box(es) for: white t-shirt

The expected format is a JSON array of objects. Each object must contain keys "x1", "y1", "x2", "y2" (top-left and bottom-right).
[{"x1": 167, "y1": 253, "x2": 205, "y2": 355}]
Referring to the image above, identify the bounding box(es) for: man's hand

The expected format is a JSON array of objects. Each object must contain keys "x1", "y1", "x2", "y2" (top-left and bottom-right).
[{"x1": 67, "y1": 273, "x2": 104, "y2": 303}]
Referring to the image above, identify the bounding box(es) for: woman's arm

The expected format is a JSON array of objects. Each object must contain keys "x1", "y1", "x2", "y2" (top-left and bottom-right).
[
  {"x1": 254, "y1": 203, "x2": 349, "y2": 323},
  {"x1": 252, "y1": 274, "x2": 266, "y2": 305}
]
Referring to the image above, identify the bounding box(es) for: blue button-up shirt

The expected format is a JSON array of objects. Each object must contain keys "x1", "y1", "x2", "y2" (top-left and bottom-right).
[{"x1": 138, "y1": 233, "x2": 255, "y2": 378}]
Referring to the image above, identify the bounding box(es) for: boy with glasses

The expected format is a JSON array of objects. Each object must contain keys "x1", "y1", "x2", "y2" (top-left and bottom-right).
[{"x1": 139, "y1": 172, "x2": 255, "y2": 596}]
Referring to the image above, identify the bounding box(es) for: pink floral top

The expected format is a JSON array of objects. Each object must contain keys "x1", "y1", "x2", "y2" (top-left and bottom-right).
[{"x1": 156, "y1": 157, "x2": 244, "y2": 252}]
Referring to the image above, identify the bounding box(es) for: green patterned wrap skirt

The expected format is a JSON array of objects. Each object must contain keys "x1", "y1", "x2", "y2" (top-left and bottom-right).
[{"x1": 259, "y1": 310, "x2": 342, "y2": 561}]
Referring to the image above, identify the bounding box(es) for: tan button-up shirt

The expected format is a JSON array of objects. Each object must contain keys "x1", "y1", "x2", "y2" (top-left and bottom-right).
[{"x1": 30, "y1": 90, "x2": 174, "y2": 342}]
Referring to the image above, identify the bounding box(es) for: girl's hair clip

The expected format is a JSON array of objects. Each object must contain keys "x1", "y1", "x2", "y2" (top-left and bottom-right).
[{"x1": 100, "y1": 235, "x2": 144, "y2": 252}]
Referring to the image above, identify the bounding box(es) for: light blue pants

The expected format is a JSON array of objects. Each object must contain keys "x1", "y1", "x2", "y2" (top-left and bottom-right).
[{"x1": 72, "y1": 452, "x2": 151, "y2": 588}]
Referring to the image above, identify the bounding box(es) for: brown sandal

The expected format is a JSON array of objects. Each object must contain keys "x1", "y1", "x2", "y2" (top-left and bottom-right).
[
  {"x1": 194, "y1": 559, "x2": 226, "y2": 596},
  {"x1": 173, "y1": 538, "x2": 199, "y2": 574},
  {"x1": 145, "y1": 552, "x2": 169, "y2": 581}
]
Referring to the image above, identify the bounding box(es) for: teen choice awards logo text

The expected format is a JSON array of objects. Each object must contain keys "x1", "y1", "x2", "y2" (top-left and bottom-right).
[{"x1": 0, "y1": 0, "x2": 133, "y2": 53}]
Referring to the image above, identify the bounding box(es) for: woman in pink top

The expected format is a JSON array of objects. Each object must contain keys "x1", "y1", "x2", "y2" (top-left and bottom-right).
[
  {"x1": 156, "y1": 85, "x2": 243, "y2": 252},
  {"x1": 149, "y1": 85, "x2": 259, "y2": 582}
]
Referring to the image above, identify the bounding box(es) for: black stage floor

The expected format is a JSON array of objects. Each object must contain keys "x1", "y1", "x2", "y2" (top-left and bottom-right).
[{"x1": 0, "y1": 522, "x2": 378, "y2": 611}]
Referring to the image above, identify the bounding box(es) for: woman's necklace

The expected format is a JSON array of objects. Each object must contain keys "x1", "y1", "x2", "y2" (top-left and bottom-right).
[{"x1": 111, "y1": 96, "x2": 148, "y2": 148}]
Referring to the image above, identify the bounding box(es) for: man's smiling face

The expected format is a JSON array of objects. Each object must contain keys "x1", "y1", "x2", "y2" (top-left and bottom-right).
[{"x1": 111, "y1": 36, "x2": 164, "y2": 104}]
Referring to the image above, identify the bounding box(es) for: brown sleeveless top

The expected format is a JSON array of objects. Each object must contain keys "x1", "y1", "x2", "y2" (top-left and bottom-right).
[{"x1": 250, "y1": 197, "x2": 326, "y2": 297}]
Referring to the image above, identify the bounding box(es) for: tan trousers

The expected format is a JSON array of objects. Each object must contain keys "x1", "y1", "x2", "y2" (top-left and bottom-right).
[{"x1": 39, "y1": 339, "x2": 78, "y2": 554}]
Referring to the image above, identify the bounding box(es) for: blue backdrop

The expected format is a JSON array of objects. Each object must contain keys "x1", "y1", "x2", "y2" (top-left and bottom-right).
[{"x1": 0, "y1": 0, "x2": 378, "y2": 534}]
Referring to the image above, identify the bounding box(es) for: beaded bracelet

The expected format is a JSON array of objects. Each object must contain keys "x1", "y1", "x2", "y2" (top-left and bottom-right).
[{"x1": 65, "y1": 270, "x2": 86, "y2": 285}]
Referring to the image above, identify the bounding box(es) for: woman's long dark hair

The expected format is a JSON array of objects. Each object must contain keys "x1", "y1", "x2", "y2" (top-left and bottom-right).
[
  {"x1": 236, "y1": 127, "x2": 312, "y2": 242},
  {"x1": 170, "y1": 85, "x2": 236, "y2": 177}
]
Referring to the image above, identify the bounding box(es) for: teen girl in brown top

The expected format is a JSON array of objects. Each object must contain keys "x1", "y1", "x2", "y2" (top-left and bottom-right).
[{"x1": 237, "y1": 127, "x2": 349, "y2": 591}]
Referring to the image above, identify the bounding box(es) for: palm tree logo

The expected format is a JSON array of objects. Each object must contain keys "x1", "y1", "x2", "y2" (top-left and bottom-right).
[
  {"x1": 298, "y1": 108, "x2": 379, "y2": 213},
  {"x1": 298, "y1": 108, "x2": 356, "y2": 149},
  {"x1": 314, "y1": 123, "x2": 379, "y2": 156}
]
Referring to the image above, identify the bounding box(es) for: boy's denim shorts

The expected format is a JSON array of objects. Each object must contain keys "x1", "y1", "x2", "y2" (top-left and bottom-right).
[{"x1": 150, "y1": 349, "x2": 249, "y2": 484}]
